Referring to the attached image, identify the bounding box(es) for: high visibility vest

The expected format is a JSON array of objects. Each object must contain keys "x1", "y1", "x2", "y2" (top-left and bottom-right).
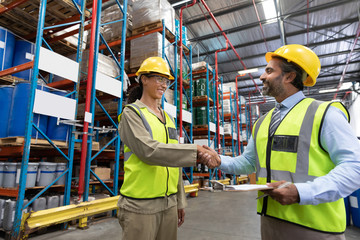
[
  {"x1": 119, "y1": 103, "x2": 179, "y2": 199},
  {"x1": 252, "y1": 98, "x2": 349, "y2": 233}
]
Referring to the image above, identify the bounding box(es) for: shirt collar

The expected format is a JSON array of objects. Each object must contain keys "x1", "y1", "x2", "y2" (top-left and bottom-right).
[
  {"x1": 134, "y1": 99, "x2": 164, "y2": 118},
  {"x1": 277, "y1": 91, "x2": 305, "y2": 110}
]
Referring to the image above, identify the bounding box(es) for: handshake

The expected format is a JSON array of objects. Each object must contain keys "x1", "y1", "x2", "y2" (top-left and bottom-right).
[{"x1": 196, "y1": 145, "x2": 221, "y2": 169}]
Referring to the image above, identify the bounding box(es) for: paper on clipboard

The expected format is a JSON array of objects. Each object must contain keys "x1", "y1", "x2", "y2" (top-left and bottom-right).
[
  {"x1": 225, "y1": 184, "x2": 274, "y2": 191},
  {"x1": 210, "y1": 180, "x2": 274, "y2": 191}
]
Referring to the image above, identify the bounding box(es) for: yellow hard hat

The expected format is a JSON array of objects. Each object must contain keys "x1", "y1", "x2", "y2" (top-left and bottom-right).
[
  {"x1": 265, "y1": 44, "x2": 320, "y2": 87},
  {"x1": 136, "y1": 57, "x2": 174, "y2": 80}
]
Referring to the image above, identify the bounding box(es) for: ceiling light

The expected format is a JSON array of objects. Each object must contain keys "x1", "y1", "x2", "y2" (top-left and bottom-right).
[
  {"x1": 238, "y1": 68, "x2": 259, "y2": 75},
  {"x1": 172, "y1": 0, "x2": 192, "y2": 7},
  {"x1": 319, "y1": 82, "x2": 353, "y2": 94},
  {"x1": 262, "y1": 0, "x2": 277, "y2": 20}
]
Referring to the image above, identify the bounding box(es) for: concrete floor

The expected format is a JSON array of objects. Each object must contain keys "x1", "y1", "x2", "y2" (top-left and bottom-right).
[{"x1": 6, "y1": 190, "x2": 360, "y2": 240}]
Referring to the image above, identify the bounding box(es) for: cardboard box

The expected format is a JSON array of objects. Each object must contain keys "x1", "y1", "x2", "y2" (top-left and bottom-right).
[{"x1": 91, "y1": 167, "x2": 111, "y2": 180}]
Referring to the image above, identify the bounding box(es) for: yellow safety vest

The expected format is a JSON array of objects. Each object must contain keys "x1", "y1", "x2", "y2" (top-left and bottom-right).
[
  {"x1": 119, "y1": 103, "x2": 179, "y2": 199},
  {"x1": 252, "y1": 98, "x2": 349, "y2": 233}
]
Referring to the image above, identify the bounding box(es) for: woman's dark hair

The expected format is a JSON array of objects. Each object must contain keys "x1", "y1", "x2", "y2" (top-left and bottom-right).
[
  {"x1": 273, "y1": 56, "x2": 305, "y2": 91},
  {"x1": 127, "y1": 77, "x2": 143, "y2": 103}
]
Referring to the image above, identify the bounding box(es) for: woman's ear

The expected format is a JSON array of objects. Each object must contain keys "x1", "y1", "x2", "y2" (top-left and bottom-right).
[{"x1": 140, "y1": 75, "x2": 147, "y2": 86}]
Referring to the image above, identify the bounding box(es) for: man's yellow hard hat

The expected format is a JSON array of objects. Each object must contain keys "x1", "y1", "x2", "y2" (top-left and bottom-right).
[
  {"x1": 136, "y1": 57, "x2": 174, "y2": 80},
  {"x1": 265, "y1": 44, "x2": 321, "y2": 87}
]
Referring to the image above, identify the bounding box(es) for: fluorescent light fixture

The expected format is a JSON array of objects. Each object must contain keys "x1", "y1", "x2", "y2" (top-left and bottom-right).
[
  {"x1": 238, "y1": 68, "x2": 259, "y2": 75},
  {"x1": 319, "y1": 82, "x2": 353, "y2": 94},
  {"x1": 172, "y1": 0, "x2": 192, "y2": 7},
  {"x1": 262, "y1": 0, "x2": 277, "y2": 20}
]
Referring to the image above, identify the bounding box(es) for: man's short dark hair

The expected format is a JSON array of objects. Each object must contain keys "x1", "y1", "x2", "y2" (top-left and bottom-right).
[{"x1": 273, "y1": 56, "x2": 305, "y2": 91}]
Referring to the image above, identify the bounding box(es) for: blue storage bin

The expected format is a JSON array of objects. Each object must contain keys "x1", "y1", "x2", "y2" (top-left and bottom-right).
[
  {"x1": 46, "y1": 89, "x2": 70, "y2": 141},
  {"x1": 12, "y1": 40, "x2": 34, "y2": 80},
  {"x1": 0, "y1": 85, "x2": 14, "y2": 138},
  {"x1": 0, "y1": 26, "x2": 15, "y2": 71},
  {"x1": 7, "y1": 82, "x2": 49, "y2": 139},
  {"x1": 350, "y1": 189, "x2": 360, "y2": 228}
]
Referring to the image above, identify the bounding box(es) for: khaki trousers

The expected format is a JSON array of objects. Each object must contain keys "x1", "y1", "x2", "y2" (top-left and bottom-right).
[
  {"x1": 118, "y1": 206, "x2": 178, "y2": 240},
  {"x1": 261, "y1": 216, "x2": 346, "y2": 240}
]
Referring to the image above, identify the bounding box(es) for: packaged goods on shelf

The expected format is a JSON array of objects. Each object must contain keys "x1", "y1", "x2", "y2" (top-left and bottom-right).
[
  {"x1": 130, "y1": 32, "x2": 174, "y2": 69},
  {"x1": 223, "y1": 123, "x2": 232, "y2": 135},
  {"x1": 52, "y1": 51, "x2": 121, "y2": 82},
  {"x1": 101, "y1": 4, "x2": 133, "y2": 42},
  {"x1": 131, "y1": 0, "x2": 175, "y2": 33},
  {"x1": 81, "y1": 50, "x2": 120, "y2": 79},
  {"x1": 239, "y1": 113, "x2": 247, "y2": 123},
  {"x1": 91, "y1": 167, "x2": 111, "y2": 180},
  {"x1": 77, "y1": 99, "x2": 119, "y2": 118},
  {"x1": 192, "y1": 61, "x2": 213, "y2": 72}
]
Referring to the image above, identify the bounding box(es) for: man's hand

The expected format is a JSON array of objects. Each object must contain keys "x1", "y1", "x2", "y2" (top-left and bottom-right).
[
  {"x1": 178, "y1": 208, "x2": 185, "y2": 227},
  {"x1": 197, "y1": 145, "x2": 221, "y2": 168},
  {"x1": 262, "y1": 180, "x2": 300, "y2": 205}
]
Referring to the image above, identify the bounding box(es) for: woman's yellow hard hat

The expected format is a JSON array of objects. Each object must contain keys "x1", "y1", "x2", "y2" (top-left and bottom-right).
[
  {"x1": 265, "y1": 44, "x2": 321, "y2": 87},
  {"x1": 136, "y1": 57, "x2": 174, "y2": 80}
]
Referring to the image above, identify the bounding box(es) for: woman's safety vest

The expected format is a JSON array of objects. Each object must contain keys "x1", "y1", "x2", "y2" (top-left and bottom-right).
[
  {"x1": 119, "y1": 103, "x2": 179, "y2": 199},
  {"x1": 252, "y1": 98, "x2": 349, "y2": 233}
]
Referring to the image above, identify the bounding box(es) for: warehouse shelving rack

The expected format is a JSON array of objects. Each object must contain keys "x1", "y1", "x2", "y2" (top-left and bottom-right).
[
  {"x1": 226, "y1": 88, "x2": 240, "y2": 156},
  {"x1": 189, "y1": 63, "x2": 216, "y2": 183},
  {"x1": 0, "y1": 0, "x2": 129, "y2": 237},
  {"x1": 0, "y1": 0, "x2": 90, "y2": 238},
  {"x1": 237, "y1": 94, "x2": 246, "y2": 154}
]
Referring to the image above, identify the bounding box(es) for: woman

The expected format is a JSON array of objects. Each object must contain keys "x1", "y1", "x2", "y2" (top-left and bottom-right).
[{"x1": 118, "y1": 57, "x2": 216, "y2": 240}]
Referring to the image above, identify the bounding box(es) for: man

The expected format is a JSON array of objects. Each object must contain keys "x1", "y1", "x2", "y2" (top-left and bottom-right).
[{"x1": 203, "y1": 44, "x2": 360, "y2": 239}]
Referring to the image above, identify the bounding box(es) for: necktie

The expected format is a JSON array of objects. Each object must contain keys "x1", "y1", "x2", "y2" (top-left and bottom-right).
[{"x1": 269, "y1": 103, "x2": 282, "y2": 137}]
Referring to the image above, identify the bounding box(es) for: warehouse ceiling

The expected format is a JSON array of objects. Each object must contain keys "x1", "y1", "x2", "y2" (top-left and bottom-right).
[{"x1": 170, "y1": 0, "x2": 360, "y2": 114}]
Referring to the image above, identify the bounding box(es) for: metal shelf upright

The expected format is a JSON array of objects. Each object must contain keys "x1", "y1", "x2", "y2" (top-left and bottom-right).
[
  {"x1": 161, "y1": 19, "x2": 194, "y2": 183},
  {"x1": 210, "y1": 76, "x2": 225, "y2": 182},
  {"x1": 79, "y1": 0, "x2": 128, "y2": 203}
]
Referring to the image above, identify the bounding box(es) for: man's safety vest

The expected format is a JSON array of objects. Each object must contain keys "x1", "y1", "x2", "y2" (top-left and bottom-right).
[
  {"x1": 252, "y1": 98, "x2": 349, "y2": 233},
  {"x1": 119, "y1": 103, "x2": 179, "y2": 199}
]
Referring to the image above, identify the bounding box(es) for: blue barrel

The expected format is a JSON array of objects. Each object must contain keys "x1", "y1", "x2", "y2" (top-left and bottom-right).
[
  {"x1": 46, "y1": 90, "x2": 70, "y2": 141},
  {"x1": 12, "y1": 40, "x2": 34, "y2": 80},
  {"x1": 344, "y1": 196, "x2": 351, "y2": 226},
  {"x1": 0, "y1": 85, "x2": 14, "y2": 138},
  {"x1": 8, "y1": 82, "x2": 48, "y2": 139},
  {"x1": 0, "y1": 27, "x2": 15, "y2": 71},
  {"x1": 350, "y1": 190, "x2": 360, "y2": 227}
]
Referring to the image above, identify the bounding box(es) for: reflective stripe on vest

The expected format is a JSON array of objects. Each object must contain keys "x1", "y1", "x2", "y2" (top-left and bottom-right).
[
  {"x1": 120, "y1": 103, "x2": 179, "y2": 199},
  {"x1": 252, "y1": 98, "x2": 347, "y2": 233}
]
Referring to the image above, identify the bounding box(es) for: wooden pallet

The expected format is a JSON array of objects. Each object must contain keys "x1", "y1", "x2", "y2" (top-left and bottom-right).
[
  {"x1": 132, "y1": 21, "x2": 163, "y2": 36},
  {"x1": 193, "y1": 124, "x2": 208, "y2": 129},
  {"x1": 0, "y1": 75, "x2": 26, "y2": 85},
  {"x1": 74, "y1": 141, "x2": 100, "y2": 151},
  {"x1": 0, "y1": 137, "x2": 68, "y2": 147}
]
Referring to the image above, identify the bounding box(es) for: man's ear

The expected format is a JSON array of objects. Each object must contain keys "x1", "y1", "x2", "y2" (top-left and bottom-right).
[{"x1": 285, "y1": 72, "x2": 296, "y2": 83}]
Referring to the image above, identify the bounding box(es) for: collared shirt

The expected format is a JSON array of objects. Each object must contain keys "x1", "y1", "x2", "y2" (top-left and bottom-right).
[
  {"x1": 118, "y1": 99, "x2": 197, "y2": 214},
  {"x1": 220, "y1": 91, "x2": 360, "y2": 205}
]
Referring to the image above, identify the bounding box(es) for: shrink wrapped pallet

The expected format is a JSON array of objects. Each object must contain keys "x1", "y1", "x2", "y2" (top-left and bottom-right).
[
  {"x1": 101, "y1": 4, "x2": 133, "y2": 42},
  {"x1": 130, "y1": 32, "x2": 174, "y2": 69},
  {"x1": 192, "y1": 61, "x2": 213, "y2": 72},
  {"x1": 131, "y1": 0, "x2": 175, "y2": 33},
  {"x1": 80, "y1": 50, "x2": 120, "y2": 79}
]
